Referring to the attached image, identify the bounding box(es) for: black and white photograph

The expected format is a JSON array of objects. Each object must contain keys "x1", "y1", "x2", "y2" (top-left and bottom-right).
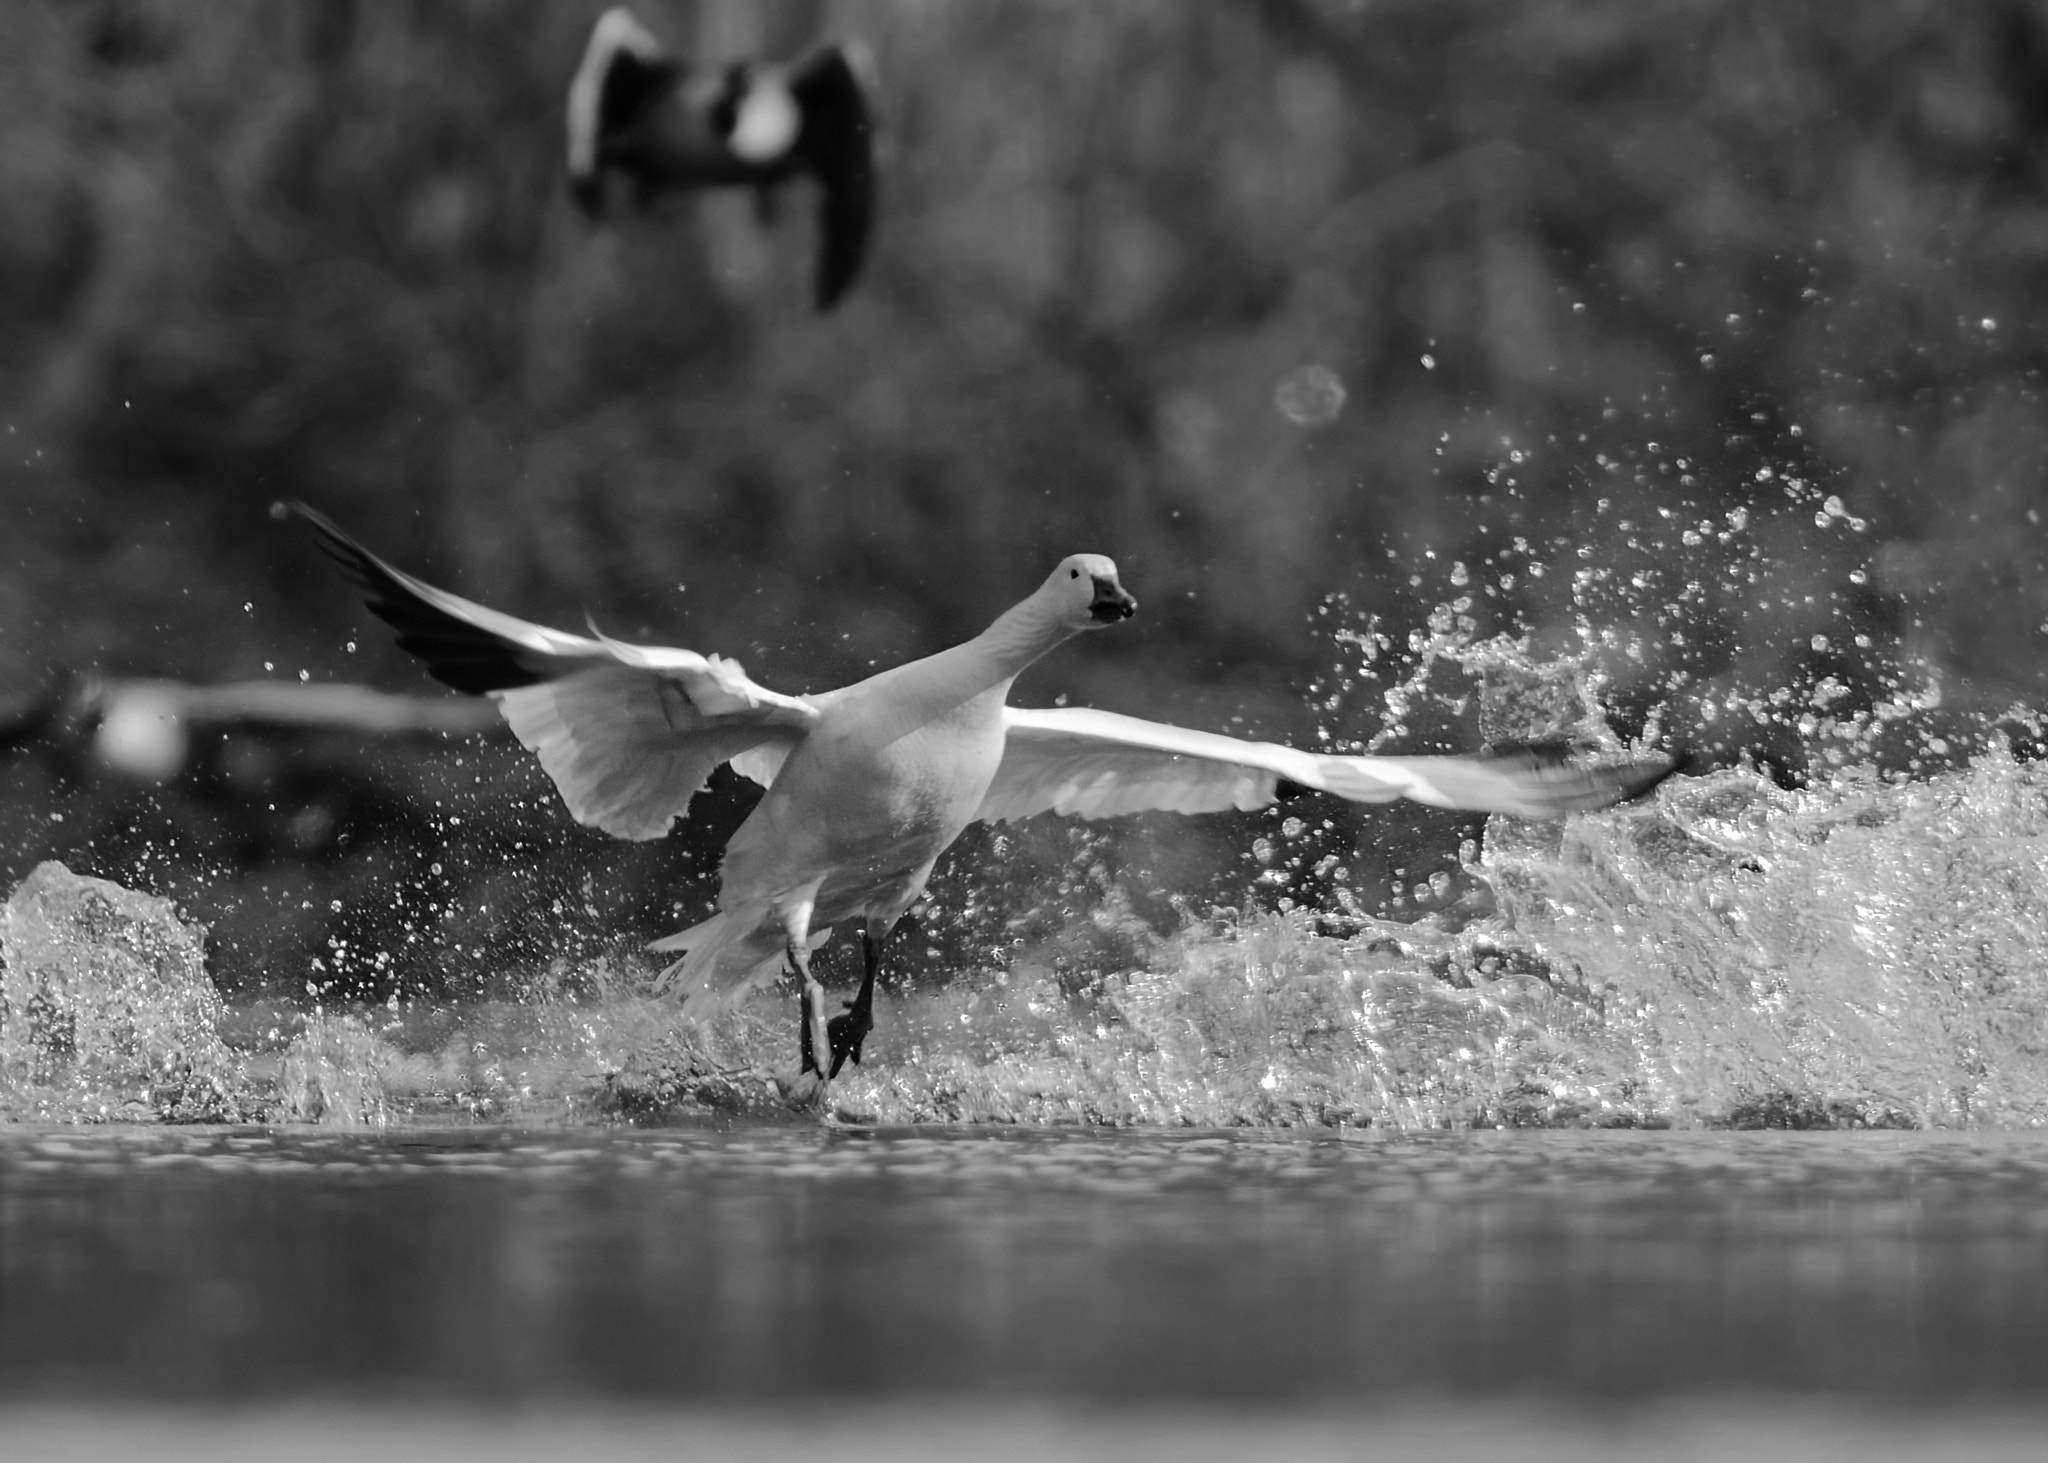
[{"x1": 3, "y1": 2, "x2": 2048, "y2": 1458}]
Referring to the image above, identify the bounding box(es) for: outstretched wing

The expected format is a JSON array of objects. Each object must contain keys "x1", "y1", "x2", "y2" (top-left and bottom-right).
[
  {"x1": 977, "y1": 706, "x2": 1679, "y2": 823},
  {"x1": 565, "y1": 7, "x2": 678, "y2": 213},
  {"x1": 293, "y1": 502, "x2": 817, "y2": 841},
  {"x1": 789, "y1": 43, "x2": 878, "y2": 308}
]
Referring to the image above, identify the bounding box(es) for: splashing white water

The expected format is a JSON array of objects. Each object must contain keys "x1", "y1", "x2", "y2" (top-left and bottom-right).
[{"x1": 7, "y1": 619, "x2": 2048, "y2": 1129}]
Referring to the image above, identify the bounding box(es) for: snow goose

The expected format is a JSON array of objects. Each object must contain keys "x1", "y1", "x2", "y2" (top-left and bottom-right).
[
  {"x1": 293, "y1": 505, "x2": 1679, "y2": 1086},
  {"x1": 565, "y1": 7, "x2": 878, "y2": 310}
]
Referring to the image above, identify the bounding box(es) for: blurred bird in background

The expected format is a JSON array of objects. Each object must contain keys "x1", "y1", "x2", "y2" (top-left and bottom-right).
[{"x1": 565, "y1": 6, "x2": 879, "y2": 310}]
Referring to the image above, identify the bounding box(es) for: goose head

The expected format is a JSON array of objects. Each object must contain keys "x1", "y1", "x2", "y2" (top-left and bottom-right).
[{"x1": 1042, "y1": 554, "x2": 1137, "y2": 630}]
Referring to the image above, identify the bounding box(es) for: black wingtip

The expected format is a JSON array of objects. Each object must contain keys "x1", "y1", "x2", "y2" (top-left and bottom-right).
[
  {"x1": 283, "y1": 497, "x2": 342, "y2": 537},
  {"x1": 1614, "y1": 747, "x2": 1690, "y2": 804},
  {"x1": 286, "y1": 499, "x2": 385, "y2": 595},
  {"x1": 1480, "y1": 738, "x2": 1688, "y2": 807},
  {"x1": 288, "y1": 502, "x2": 544, "y2": 697},
  {"x1": 792, "y1": 44, "x2": 878, "y2": 310}
]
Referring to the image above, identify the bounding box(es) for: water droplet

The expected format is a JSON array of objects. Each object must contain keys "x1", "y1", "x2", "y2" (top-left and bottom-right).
[{"x1": 1273, "y1": 364, "x2": 1347, "y2": 425}]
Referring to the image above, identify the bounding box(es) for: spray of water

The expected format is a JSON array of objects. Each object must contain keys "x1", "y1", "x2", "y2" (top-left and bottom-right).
[{"x1": 7, "y1": 494, "x2": 2048, "y2": 1128}]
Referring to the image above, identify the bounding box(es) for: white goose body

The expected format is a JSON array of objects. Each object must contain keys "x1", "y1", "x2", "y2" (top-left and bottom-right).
[
  {"x1": 684, "y1": 686, "x2": 1013, "y2": 1002},
  {"x1": 295, "y1": 503, "x2": 1679, "y2": 1084},
  {"x1": 645, "y1": 571, "x2": 1121, "y2": 1012}
]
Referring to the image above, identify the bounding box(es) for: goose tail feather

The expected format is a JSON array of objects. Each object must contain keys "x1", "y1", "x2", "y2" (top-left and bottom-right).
[{"x1": 651, "y1": 907, "x2": 830, "y2": 1017}]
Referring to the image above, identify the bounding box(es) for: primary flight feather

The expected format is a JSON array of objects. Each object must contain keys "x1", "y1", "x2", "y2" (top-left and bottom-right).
[{"x1": 295, "y1": 505, "x2": 1678, "y2": 1085}]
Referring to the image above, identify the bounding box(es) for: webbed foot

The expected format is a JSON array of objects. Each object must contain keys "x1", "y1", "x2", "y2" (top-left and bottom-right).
[
  {"x1": 828, "y1": 928, "x2": 883, "y2": 1078},
  {"x1": 826, "y1": 994, "x2": 872, "y2": 1078}
]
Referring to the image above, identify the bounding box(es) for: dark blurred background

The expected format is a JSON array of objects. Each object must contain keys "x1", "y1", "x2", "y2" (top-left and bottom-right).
[{"x1": 5, "y1": 0, "x2": 2048, "y2": 1001}]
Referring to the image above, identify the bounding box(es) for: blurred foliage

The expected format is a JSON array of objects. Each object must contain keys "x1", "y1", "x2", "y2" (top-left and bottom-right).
[{"x1": 6, "y1": 0, "x2": 2048, "y2": 996}]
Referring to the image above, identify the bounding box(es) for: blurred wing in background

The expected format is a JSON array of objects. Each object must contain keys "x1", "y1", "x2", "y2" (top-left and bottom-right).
[
  {"x1": 564, "y1": 7, "x2": 677, "y2": 214},
  {"x1": 293, "y1": 503, "x2": 818, "y2": 841},
  {"x1": 789, "y1": 44, "x2": 879, "y2": 308},
  {"x1": 977, "y1": 706, "x2": 1680, "y2": 823}
]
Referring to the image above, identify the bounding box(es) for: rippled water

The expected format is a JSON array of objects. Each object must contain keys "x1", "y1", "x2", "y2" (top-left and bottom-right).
[{"x1": 4, "y1": 1125, "x2": 2048, "y2": 1404}]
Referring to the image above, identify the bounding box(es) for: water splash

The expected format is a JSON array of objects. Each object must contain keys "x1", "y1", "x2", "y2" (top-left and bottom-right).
[
  {"x1": 756, "y1": 757, "x2": 2048, "y2": 1129},
  {"x1": 0, "y1": 862, "x2": 263, "y2": 1122},
  {"x1": 276, "y1": 1011, "x2": 391, "y2": 1127},
  {"x1": 7, "y1": 625, "x2": 2048, "y2": 1129},
  {"x1": 1482, "y1": 754, "x2": 2048, "y2": 1127}
]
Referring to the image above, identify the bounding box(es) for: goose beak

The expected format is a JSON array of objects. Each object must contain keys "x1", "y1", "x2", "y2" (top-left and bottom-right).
[{"x1": 1089, "y1": 578, "x2": 1137, "y2": 623}]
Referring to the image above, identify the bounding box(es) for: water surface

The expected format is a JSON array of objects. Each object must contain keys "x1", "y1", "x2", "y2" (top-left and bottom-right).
[{"x1": 5, "y1": 1126, "x2": 2048, "y2": 1405}]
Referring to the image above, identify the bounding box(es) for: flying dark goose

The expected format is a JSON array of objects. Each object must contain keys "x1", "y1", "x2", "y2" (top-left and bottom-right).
[
  {"x1": 294, "y1": 505, "x2": 1680, "y2": 1090},
  {"x1": 565, "y1": 6, "x2": 878, "y2": 310}
]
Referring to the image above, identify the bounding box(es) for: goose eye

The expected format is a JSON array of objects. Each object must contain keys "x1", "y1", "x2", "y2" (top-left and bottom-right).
[{"x1": 1069, "y1": 568, "x2": 1079, "y2": 579}]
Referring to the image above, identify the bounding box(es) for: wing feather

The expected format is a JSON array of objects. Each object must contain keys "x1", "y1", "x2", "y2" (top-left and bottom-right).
[
  {"x1": 979, "y1": 707, "x2": 1678, "y2": 823},
  {"x1": 293, "y1": 501, "x2": 819, "y2": 840},
  {"x1": 729, "y1": 736, "x2": 798, "y2": 788},
  {"x1": 566, "y1": 7, "x2": 674, "y2": 208},
  {"x1": 496, "y1": 670, "x2": 781, "y2": 840},
  {"x1": 790, "y1": 43, "x2": 878, "y2": 308}
]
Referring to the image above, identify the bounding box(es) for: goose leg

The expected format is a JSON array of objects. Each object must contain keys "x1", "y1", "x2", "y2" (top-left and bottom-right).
[
  {"x1": 784, "y1": 906, "x2": 831, "y2": 1082},
  {"x1": 827, "y1": 925, "x2": 881, "y2": 1078}
]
